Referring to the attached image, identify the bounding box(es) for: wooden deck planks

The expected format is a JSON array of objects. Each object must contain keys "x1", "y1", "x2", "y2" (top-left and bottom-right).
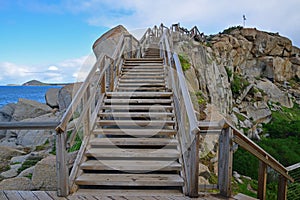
[{"x1": 0, "y1": 190, "x2": 243, "y2": 200}]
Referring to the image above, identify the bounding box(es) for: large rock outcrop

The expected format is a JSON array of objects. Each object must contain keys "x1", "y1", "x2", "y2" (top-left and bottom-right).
[
  {"x1": 93, "y1": 25, "x2": 129, "y2": 59},
  {"x1": 13, "y1": 98, "x2": 52, "y2": 121}
]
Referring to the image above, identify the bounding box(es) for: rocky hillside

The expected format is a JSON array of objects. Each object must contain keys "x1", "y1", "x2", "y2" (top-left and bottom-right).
[{"x1": 175, "y1": 26, "x2": 299, "y2": 138}]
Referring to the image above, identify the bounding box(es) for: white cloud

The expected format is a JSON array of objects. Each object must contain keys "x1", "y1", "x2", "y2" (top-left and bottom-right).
[
  {"x1": 48, "y1": 65, "x2": 59, "y2": 71},
  {"x1": 0, "y1": 54, "x2": 96, "y2": 85},
  {"x1": 64, "y1": 0, "x2": 300, "y2": 46}
]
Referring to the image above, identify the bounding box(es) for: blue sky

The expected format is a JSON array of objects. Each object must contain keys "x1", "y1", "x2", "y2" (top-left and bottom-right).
[{"x1": 0, "y1": 0, "x2": 299, "y2": 85}]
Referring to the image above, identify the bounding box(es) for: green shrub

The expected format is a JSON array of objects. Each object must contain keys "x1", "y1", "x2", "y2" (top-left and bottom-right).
[
  {"x1": 178, "y1": 54, "x2": 191, "y2": 71},
  {"x1": 231, "y1": 73, "x2": 250, "y2": 97},
  {"x1": 221, "y1": 26, "x2": 243, "y2": 35}
]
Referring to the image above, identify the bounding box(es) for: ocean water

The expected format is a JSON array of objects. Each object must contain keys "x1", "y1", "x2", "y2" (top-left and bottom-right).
[{"x1": 0, "y1": 86, "x2": 62, "y2": 108}]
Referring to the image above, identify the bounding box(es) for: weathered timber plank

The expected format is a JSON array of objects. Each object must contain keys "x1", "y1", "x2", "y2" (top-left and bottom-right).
[
  {"x1": 97, "y1": 120, "x2": 175, "y2": 126},
  {"x1": 100, "y1": 105, "x2": 173, "y2": 111},
  {"x1": 85, "y1": 148, "x2": 179, "y2": 159},
  {"x1": 18, "y1": 191, "x2": 39, "y2": 200},
  {"x1": 93, "y1": 128, "x2": 176, "y2": 136},
  {"x1": 0, "y1": 121, "x2": 58, "y2": 130},
  {"x1": 99, "y1": 112, "x2": 174, "y2": 118},
  {"x1": 46, "y1": 191, "x2": 67, "y2": 200},
  {"x1": 0, "y1": 191, "x2": 8, "y2": 200},
  {"x1": 257, "y1": 161, "x2": 267, "y2": 200},
  {"x1": 80, "y1": 160, "x2": 181, "y2": 171},
  {"x1": 3, "y1": 191, "x2": 23, "y2": 200},
  {"x1": 89, "y1": 137, "x2": 178, "y2": 146},
  {"x1": 106, "y1": 92, "x2": 172, "y2": 97},
  {"x1": 104, "y1": 99, "x2": 172, "y2": 104},
  {"x1": 31, "y1": 191, "x2": 54, "y2": 200},
  {"x1": 75, "y1": 174, "x2": 184, "y2": 186}
]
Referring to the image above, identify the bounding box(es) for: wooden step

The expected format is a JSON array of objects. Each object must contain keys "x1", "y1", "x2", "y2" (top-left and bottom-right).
[
  {"x1": 106, "y1": 92, "x2": 172, "y2": 98},
  {"x1": 97, "y1": 120, "x2": 175, "y2": 127},
  {"x1": 125, "y1": 58, "x2": 163, "y2": 62},
  {"x1": 104, "y1": 99, "x2": 172, "y2": 104},
  {"x1": 80, "y1": 160, "x2": 181, "y2": 172},
  {"x1": 85, "y1": 148, "x2": 180, "y2": 159},
  {"x1": 119, "y1": 79, "x2": 165, "y2": 83},
  {"x1": 76, "y1": 174, "x2": 184, "y2": 187},
  {"x1": 121, "y1": 71, "x2": 164, "y2": 76},
  {"x1": 89, "y1": 137, "x2": 178, "y2": 147},
  {"x1": 99, "y1": 112, "x2": 174, "y2": 118},
  {"x1": 93, "y1": 128, "x2": 176, "y2": 136},
  {"x1": 118, "y1": 83, "x2": 166, "y2": 88},
  {"x1": 122, "y1": 69, "x2": 164, "y2": 72},
  {"x1": 117, "y1": 83, "x2": 166, "y2": 87},
  {"x1": 117, "y1": 87, "x2": 166, "y2": 91},
  {"x1": 120, "y1": 75, "x2": 165, "y2": 79},
  {"x1": 122, "y1": 66, "x2": 163, "y2": 69},
  {"x1": 101, "y1": 105, "x2": 173, "y2": 111}
]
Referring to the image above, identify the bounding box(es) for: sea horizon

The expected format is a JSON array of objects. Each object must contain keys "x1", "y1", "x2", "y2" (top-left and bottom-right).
[{"x1": 0, "y1": 85, "x2": 62, "y2": 108}]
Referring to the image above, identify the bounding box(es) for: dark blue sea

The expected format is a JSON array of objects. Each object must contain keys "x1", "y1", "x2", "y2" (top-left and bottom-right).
[{"x1": 0, "y1": 86, "x2": 62, "y2": 108}]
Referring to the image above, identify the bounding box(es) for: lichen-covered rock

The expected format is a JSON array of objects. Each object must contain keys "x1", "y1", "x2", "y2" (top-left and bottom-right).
[
  {"x1": 256, "y1": 79, "x2": 293, "y2": 108},
  {"x1": 0, "y1": 177, "x2": 35, "y2": 190},
  {"x1": 57, "y1": 83, "x2": 82, "y2": 110},
  {"x1": 32, "y1": 155, "x2": 57, "y2": 190},
  {"x1": 45, "y1": 88, "x2": 60, "y2": 108},
  {"x1": 13, "y1": 98, "x2": 52, "y2": 121}
]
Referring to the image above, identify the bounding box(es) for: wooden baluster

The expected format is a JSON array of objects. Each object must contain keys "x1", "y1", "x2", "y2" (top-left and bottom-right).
[
  {"x1": 258, "y1": 161, "x2": 267, "y2": 200},
  {"x1": 277, "y1": 175, "x2": 287, "y2": 200},
  {"x1": 218, "y1": 127, "x2": 233, "y2": 197},
  {"x1": 109, "y1": 60, "x2": 114, "y2": 92},
  {"x1": 56, "y1": 132, "x2": 69, "y2": 197},
  {"x1": 188, "y1": 134, "x2": 200, "y2": 197}
]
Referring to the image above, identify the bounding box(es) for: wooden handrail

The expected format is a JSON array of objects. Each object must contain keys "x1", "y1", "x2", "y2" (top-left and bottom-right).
[
  {"x1": 222, "y1": 120, "x2": 293, "y2": 182},
  {"x1": 55, "y1": 55, "x2": 104, "y2": 134},
  {"x1": 0, "y1": 121, "x2": 59, "y2": 130},
  {"x1": 157, "y1": 25, "x2": 200, "y2": 197}
]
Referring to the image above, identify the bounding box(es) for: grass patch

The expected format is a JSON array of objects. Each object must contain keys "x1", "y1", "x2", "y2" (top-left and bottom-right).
[
  {"x1": 263, "y1": 104, "x2": 300, "y2": 138},
  {"x1": 178, "y1": 54, "x2": 191, "y2": 71},
  {"x1": 25, "y1": 173, "x2": 33, "y2": 179},
  {"x1": 221, "y1": 26, "x2": 243, "y2": 35},
  {"x1": 231, "y1": 73, "x2": 250, "y2": 97},
  {"x1": 17, "y1": 157, "x2": 43, "y2": 173}
]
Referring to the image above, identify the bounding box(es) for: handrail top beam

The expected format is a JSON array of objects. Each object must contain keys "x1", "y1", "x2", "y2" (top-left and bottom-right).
[{"x1": 0, "y1": 121, "x2": 59, "y2": 130}]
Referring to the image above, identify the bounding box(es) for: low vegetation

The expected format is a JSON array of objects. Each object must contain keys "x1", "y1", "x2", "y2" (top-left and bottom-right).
[
  {"x1": 221, "y1": 26, "x2": 243, "y2": 35},
  {"x1": 231, "y1": 73, "x2": 250, "y2": 97},
  {"x1": 178, "y1": 54, "x2": 191, "y2": 71},
  {"x1": 233, "y1": 104, "x2": 300, "y2": 198}
]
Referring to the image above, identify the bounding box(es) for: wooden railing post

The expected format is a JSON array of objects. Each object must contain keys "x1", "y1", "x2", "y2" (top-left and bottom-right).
[
  {"x1": 258, "y1": 161, "x2": 267, "y2": 200},
  {"x1": 56, "y1": 132, "x2": 69, "y2": 197},
  {"x1": 218, "y1": 127, "x2": 233, "y2": 197},
  {"x1": 278, "y1": 175, "x2": 287, "y2": 200},
  {"x1": 188, "y1": 134, "x2": 200, "y2": 197}
]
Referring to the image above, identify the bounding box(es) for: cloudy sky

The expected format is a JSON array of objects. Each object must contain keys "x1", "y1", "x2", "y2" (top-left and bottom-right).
[{"x1": 0, "y1": 0, "x2": 299, "y2": 85}]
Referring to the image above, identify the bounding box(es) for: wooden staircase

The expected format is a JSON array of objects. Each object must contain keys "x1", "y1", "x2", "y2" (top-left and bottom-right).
[{"x1": 75, "y1": 45, "x2": 184, "y2": 192}]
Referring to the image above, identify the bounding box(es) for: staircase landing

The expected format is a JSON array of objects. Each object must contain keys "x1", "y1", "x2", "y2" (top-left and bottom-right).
[{"x1": 0, "y1": 190, "x2": 251, "y2": 200}]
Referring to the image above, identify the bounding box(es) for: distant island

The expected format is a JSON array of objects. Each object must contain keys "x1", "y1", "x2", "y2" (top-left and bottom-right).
[{"x1": 22, "y1": 80, "x2": 69, "y2": 86}]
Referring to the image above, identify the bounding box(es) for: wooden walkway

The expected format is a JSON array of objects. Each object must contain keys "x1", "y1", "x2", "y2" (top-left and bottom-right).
[{"x1": 0, "y1": 190, "x2": 255, "y2": 200}]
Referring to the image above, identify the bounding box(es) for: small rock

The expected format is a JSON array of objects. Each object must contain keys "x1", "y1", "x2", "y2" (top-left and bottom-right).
[
  {"x1": 10, "y1": 154, "x2": 30, "y2": 164},
  {"x1": 1, "y1": 169, "x2": 17, "y2": 178},
  {"x1": 18, "y1": 166, "x2": 35, "y2": 178},
  {"x1": 232, "y1": 107, "x2": 240, "y2": 113},
  {"x1": 233, "y1": 171, "x2": 241, "y2": 179},
  {"x1": 0, "y1": 177, "x2": 35, "y2": 190},
  {"x1": 198, "y1": 176, "x2": 210, "y2": 185},
  {"x1": 199, "y1": 163, "x2": 211, "y2": 179}
]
